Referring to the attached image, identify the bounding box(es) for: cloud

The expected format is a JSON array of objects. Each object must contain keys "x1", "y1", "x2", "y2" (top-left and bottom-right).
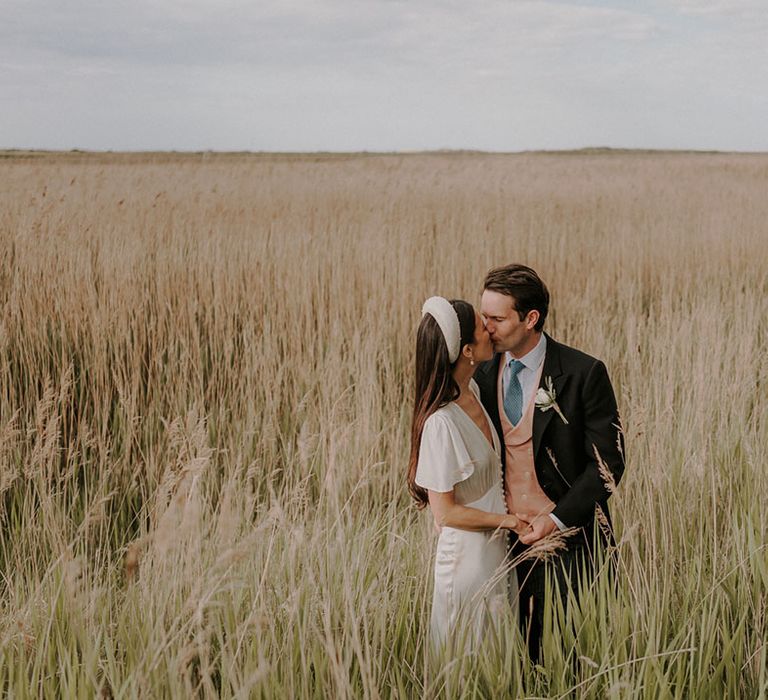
[
  {"x1": 0, "y1": 0, "x2": 657, "y2": 71},
  {"x1": 664, "y1": 0, "x2": 768, "y2": 34},
  {"x1": 668, "y1": 0, "x2": 765, "y2": 16}
]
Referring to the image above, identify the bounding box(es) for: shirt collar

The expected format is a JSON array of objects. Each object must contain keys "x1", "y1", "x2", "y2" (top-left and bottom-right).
[{"x1": 505, "y1": 333, "x2": 547, "y2": 372}]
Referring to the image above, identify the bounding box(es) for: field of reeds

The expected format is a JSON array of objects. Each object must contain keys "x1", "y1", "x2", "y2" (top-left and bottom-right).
[{"x1": 0, "y1": 149, "x2": 766, "y2": 698}]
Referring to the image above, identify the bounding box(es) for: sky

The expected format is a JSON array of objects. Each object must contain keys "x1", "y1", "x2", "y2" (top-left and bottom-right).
[{"x1": 1, "y1": 0, "x2": 767, "y2": 152}]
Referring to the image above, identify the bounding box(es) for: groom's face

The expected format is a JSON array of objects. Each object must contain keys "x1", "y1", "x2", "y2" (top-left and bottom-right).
[{"x1": 480, "y1": 290, "x2": 534, "y2": 355}]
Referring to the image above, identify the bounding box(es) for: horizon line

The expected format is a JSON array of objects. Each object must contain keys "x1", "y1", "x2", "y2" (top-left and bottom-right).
[{"x1": 3, "y1": 146, "x2": 768, "y2": 158}]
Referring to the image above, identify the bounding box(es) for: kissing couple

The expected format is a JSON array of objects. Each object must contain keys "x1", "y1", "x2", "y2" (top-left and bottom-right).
[{"x1": 407, "y1": 263, "x2": 625, "y2": 661}]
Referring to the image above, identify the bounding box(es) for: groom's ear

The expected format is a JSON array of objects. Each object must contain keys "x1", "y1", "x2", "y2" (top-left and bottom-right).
[{"x1": 525, "y1": 309, "x2": 540, "y2": 330}]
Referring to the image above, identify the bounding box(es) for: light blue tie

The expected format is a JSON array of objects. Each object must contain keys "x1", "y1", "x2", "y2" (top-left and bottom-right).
[{"x1": 504, "y1": 359, "x2": 526, "y2": 425}]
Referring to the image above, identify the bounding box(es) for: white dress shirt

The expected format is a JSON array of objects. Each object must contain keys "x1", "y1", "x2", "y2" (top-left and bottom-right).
[{"x1": 503, "y1": 334, "x2": 566, "y2": 532}]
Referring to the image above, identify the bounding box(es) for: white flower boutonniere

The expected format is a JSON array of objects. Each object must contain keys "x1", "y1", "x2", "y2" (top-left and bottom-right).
[{"x1": 535, "y1": 377, "x2": 569, "y2": 425}]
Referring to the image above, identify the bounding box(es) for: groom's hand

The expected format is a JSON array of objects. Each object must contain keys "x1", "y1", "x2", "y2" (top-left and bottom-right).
[
  {"x1": 518, "y1": 514, "x2": 556, "y2": 545},
  {"x1": 510, "y1": 515, "x2": 529, "y2": 537},
  {"x1": 514, "y1": 513, "x2": 531, "y2": 537}
]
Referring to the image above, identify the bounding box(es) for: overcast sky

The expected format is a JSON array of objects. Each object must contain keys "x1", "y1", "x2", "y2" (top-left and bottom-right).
[{"x1": 1, "y1": 0, "x2": 767, "y2": 151}]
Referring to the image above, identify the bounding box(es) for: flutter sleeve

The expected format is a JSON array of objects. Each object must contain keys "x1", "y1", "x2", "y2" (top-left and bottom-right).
[{"x1": 414, "y1": 412, "x2": 475, "y2": 493}]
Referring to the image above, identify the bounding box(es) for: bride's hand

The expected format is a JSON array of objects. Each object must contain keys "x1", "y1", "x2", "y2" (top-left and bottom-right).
[
  {"x1": 511, "y1": 512, "x2": 533, "y2": 536},
  {"x1": 502, "y1": 514, "x2": 529, "y2": 536}
]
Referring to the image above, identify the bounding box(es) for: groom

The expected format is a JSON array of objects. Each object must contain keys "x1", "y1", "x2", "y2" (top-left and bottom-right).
[{"x1": 474, "y1": 263, "x2": 625, "y2": 662}]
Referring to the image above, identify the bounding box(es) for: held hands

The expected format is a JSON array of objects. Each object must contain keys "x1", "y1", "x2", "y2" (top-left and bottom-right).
[
  {"x1": 516, "y1": 513, "x2": 556, "y2": 545},
  {"x1": 502, "y1": 514, "x2": 530, "y2": 537}
]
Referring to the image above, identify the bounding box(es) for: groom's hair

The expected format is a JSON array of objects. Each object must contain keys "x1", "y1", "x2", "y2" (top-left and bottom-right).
[{"x1": 483, "y1": 264, "x2": 549, "y2": 332}]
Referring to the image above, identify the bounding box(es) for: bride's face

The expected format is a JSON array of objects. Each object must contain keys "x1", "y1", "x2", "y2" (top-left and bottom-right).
[{"x1": 470, "y1": 311, "x2": 494, "y2": 363}]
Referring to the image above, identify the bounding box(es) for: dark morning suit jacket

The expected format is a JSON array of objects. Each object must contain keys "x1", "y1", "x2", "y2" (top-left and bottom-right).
[{"x1": 474, "y1": 333, "x2": 625, "y2": 548}]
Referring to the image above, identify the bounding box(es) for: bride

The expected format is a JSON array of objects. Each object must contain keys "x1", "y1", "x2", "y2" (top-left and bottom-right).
[{"x1": 407, "y1": 296, "x2": 523, "y2": 647}]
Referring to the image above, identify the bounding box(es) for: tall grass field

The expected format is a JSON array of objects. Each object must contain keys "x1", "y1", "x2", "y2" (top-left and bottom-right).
[{"x1": 0, "y1": 150, "x2": 766, "y2": 697}]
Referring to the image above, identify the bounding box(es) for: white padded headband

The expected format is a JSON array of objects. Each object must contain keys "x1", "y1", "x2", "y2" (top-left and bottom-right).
[{"x1": 421, "y1": 296, "x2": 461, "y2": 363}]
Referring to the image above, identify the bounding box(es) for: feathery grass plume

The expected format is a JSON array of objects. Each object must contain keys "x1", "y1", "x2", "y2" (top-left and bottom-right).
[
  {"x1": 613, "y1": 414, "x2": 625, "y2": 461},
  {"x1": 26, "y1": 377, "x2": 60, "y2": 480},
  {"x1": 593, "y1": 443, "x2": 617, "y2": 495},
  {"x1": 594, "y1": 504, "x2": 613, "y2": 539},
  {"x1": 514, "y1": 527, "x2": 580, "y2": 565},
  {"x1": 544, "y1": 446, "x2": 572, "y2": 487},
  {"x1": 150, "y1": 410, "x2": 212, "y2": 558},
  {"x1": 0, "y1": 410, "x2": 21, "y2": 495},
  {"x1": 592, "y1": 443, "x2": 620, "y2": 542}
]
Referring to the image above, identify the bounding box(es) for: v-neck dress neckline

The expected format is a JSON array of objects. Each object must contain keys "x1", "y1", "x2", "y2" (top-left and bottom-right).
[{"x1": 450, "y1": 395, "x2": 500, "y2": 457}]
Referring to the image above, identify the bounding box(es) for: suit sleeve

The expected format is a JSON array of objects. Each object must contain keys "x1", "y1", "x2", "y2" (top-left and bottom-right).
[{"x1": 551, "y1": 360, "x2": 625, "y2": 527}]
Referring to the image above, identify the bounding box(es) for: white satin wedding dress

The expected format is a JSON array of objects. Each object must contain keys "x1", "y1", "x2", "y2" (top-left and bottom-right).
[{"x1": 415, "y1": 380, "x2": 518, "y2": 647}]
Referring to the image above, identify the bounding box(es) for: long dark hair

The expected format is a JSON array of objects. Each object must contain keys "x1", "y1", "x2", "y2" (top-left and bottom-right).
[{"x1": 407, "y1": 299, "x2": 476, "y2": 508}]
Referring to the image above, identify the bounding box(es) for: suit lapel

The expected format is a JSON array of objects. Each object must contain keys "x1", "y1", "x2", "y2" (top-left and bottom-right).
[{"x1": 532, "y1": 334, "x2": 567, "y2": 458}]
